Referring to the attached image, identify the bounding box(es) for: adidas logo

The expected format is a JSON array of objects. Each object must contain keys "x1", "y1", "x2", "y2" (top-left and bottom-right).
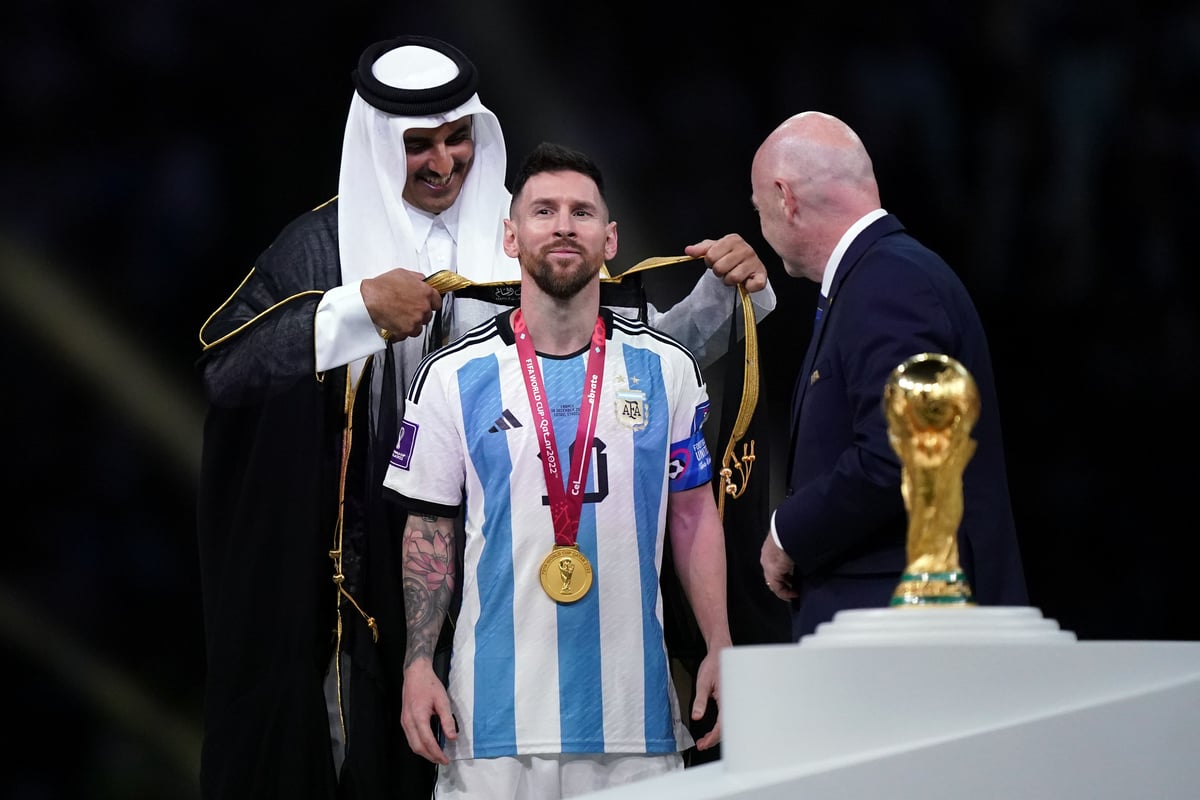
[{"x1": 488, "y1": 409, "x2": 523, "y2": 433}]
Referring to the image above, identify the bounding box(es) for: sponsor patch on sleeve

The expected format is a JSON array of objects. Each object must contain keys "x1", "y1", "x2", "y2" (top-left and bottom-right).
[{"x1": 389, "y1": 420, "x2": 419, "y2": 471}]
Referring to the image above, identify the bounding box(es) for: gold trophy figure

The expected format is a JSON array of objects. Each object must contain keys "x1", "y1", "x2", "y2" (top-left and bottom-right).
[
  {"x1": 883, "y1": 353, "x2": 979, "y2": 606},
  {"x1": 559, "y1": 556, "x2": 575, "y2": 592}
]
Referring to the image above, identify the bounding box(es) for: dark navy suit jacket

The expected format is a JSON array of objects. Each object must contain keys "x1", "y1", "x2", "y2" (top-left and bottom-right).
[{"x1": 777, "y1": 214, "x2": 1027, "y2": 638}]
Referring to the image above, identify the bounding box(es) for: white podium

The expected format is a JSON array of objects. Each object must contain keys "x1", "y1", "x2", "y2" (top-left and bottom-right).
[{"x1": 580, "y1": 607, "x2": 1200, "y2": 798}]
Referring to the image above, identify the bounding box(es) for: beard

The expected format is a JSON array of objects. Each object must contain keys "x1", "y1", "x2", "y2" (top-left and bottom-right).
[{"x1": 524, "y1": 248, "x2": 601, "y2": 300}]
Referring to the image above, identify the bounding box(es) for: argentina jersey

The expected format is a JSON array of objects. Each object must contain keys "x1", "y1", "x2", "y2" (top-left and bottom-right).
[{"x1": 383, "y1": 309, "x2": 711, "y2": 760}]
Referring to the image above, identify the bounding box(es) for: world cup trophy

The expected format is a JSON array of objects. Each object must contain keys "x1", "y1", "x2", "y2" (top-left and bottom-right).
[{"x1": 883, "y1": 353, "x2": 979, "y2": 606}]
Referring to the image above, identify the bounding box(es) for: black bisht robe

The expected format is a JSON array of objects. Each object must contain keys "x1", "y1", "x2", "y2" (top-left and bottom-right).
[
  {"x1": 196, "y1": 201, "x2": 432, "y2": 800},
  {"x1": 660, "y1": 287, "x2": 792, "y2": 766}
]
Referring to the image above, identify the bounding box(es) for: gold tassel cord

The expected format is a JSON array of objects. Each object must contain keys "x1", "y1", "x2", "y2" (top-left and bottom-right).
[
  {"x1": 423, "y1": 254, "x2": 702, "y2": 295},
  {"x1": 330, "y1": 365, "x2": 379, "y2": 643},
  {"x1": 717, "y1": 285, "x2": 759, "y2": 521},
  {"x1": 329, "y1": 365, "x2": 379, "y2": 746}
]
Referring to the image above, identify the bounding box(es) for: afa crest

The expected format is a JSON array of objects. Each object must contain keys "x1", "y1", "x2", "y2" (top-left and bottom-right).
[{"x1": 615, "y1": 386, "x2": 647, "y2": 431}]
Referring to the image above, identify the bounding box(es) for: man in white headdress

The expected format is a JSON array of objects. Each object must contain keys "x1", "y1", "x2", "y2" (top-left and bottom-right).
[{"x1": 196, "y1": 34, "x2": 774, "y2": 800}]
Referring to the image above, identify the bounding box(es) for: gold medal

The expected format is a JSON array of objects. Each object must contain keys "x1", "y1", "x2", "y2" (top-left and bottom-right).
[{"x1": 539, "y1": 546, "x2": 593, "y2": 603}]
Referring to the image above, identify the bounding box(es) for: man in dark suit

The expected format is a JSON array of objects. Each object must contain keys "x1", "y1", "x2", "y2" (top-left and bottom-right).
[{"x1": 751, "y1": 111, "x2": 1028, "y2": 640}]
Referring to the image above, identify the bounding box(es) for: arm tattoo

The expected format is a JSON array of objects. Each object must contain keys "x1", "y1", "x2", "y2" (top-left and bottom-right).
[{"x1": 403, "y1": 513, "x2": 457, "y2": 669}]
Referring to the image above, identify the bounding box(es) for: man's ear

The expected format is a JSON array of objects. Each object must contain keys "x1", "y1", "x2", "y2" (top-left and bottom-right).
[
  {"x1": 777, "y1": 180, "x2": 798, "y2": 220},
  {"x1": 604, "y1": 221, "x2": 618, "y2": 261},
  {"x1": 502, "y1": 219, "x2": 518, "y2": 258}
]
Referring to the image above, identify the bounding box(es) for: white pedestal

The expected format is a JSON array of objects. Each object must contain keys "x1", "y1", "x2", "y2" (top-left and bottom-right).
[{"x1": 579, "y1": 607, "x2": 1200, "y2": 799}]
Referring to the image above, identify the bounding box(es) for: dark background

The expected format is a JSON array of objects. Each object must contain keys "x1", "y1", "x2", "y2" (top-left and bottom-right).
[{"x1": 3, "y1": 2, "x2": 1196, "y2": 797}]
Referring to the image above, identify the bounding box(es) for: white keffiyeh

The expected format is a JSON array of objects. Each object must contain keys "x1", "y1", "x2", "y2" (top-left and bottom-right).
[{"x1": 337, "y1": 42, "x2": 517, "y2": 288}]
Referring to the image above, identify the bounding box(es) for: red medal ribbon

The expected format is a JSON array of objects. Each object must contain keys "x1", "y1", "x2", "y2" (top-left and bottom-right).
[{"x1": 513, "y1": 310, "x2": 606, "y2": 548}]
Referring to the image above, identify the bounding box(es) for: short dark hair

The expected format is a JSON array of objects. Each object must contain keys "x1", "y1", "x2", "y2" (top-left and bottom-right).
[{"x1": 510, "y1": 142, "x2": 606, "y2": 203}]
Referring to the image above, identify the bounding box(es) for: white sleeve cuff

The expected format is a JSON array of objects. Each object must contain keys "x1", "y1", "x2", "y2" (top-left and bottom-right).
[
  {"x1": 314, "y1": 280, "x2": 387, "y2": 373},
  {"x1": 770, "y1": 509, "x2": 783, "y2": 549},
  {"x1": 751, "y1": 277, "x2": 777, "y2": 320}
]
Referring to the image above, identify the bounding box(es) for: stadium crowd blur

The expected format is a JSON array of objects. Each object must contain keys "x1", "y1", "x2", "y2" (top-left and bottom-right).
[{"x1": 2, "y1": 2, "x2": 1196, "y2": 797}]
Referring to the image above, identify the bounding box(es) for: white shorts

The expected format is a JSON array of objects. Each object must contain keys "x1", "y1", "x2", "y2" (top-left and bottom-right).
[{"x1": 434, "y1": 752, "x2": 684, "y2": 799}]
